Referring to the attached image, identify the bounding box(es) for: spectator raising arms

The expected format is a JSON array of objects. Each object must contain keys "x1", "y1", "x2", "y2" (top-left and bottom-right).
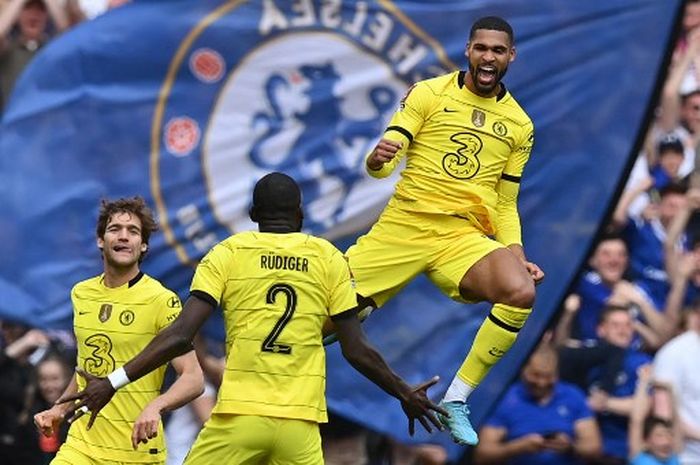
[
  {"x1": 628, "y1": 364, "x2": 682, "y2": 465},
  {"x1": 653, "y1": 303, "x2": 700, "y2": 465},
  {"x1": 0, "y1": 0, "x2": 81, "y2": 113}
]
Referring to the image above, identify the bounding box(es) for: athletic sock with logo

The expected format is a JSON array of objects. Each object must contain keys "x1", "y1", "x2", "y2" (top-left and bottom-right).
[{"x1": 442, "y1": 303, "x2": 531, "y2": 402}]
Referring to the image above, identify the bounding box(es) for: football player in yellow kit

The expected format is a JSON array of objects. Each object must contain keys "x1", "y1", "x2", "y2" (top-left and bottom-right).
[
  {"x1": 59, "y1": 173, "x2": 447, "y2": 465},
  {"x1": 343, "y1": 16, "x2": 544, "y2": 445},
  {"x1": 34, "y1": 197, "x2": 204, "y2": 465}
]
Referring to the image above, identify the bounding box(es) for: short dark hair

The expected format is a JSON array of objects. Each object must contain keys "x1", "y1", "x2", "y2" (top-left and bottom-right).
[
  {"x1": 596, "y1": 230, "x2": 626, "y2": 246},
  {"x1": 643, "y1": 416, "x2": 672, "y2": 439},
  {"x1": 24, "y1": 0, "x2": 46, "y2": 9},
  {"x1": 470, "y1": 16, "x2": 514, "y2": 44},
  {"x1": 681, "y1": 89, "x2": 700, "y2": 104},
  {"x1": 250, "y1": 172, "x2": 301, "y2": 222},
  {"x1": 658, "y1": 181, "x2": 687, "y2": 199},
  {"x1": 598, "y1": 305, "x2": 630, "y2": 325},
  {"x1": 96, "y1": 197, "x2": 158, "y2": 259}
]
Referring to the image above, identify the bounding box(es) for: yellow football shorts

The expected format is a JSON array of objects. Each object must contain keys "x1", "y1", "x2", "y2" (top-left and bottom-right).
[
  {"x1": 346, "y1": 206, "x2": 505, "y2": 307},
  {"x1": 51, "y1": 441, "x2": 163, "y2": 465},
  {"x1": 183, "y1": 414, "x2": 323, "y2": 465}
]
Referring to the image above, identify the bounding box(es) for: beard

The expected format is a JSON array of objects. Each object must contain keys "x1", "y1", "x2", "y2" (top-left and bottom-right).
[{"x1": 469, "y1": 64, "x2": 509, "y2": 95}]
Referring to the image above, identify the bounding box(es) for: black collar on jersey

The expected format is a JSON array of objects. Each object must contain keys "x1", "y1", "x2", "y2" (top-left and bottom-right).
[
  {"x1": 458, "y1": 70, "x2": 507, "y2": 101},
  {"x1": 128, "y1": 271, "x2": 144, "y2": 288}
]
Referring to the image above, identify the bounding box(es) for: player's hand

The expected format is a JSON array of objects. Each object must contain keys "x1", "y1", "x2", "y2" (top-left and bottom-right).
[
  {"x1": 132, "y1": 402, "x2": 162, "y2": 449},
  {"x1": 525, "y1": 261, "x2": 544, "y2": 284},
  {"x1": 55, "y1": 368, "x2": 115, "y2": 429},
  {"x1": 33, "y1": 404, "x2": 66, "y2": 437},
  {"x1": 399, "y1": 376, "x2": 448, "y2": 436},
  {"x1": 367, "y1": 138, "x2": 401, "y2": 171}
]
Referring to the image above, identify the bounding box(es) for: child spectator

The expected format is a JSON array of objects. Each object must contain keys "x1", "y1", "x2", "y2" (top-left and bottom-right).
[{"x1": 628, "y1": 365, "x2": 682, "y2": 465}]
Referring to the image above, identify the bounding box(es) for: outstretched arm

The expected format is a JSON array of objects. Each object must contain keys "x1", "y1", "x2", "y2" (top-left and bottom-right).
[
  {"x1": 57, "y1": 294, "x2": 214, "y2": 427},
  {"x1": 122, "y1": 294, "x2": 212, "y2": 382},
  {"x1": 333, "y1": 309, "x2": 447, "y2": 435}
]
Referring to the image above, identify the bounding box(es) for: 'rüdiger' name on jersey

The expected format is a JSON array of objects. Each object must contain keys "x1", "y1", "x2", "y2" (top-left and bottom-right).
[
  {"x1": 260, "y1": 253, "x2": 309, "y2": 272},
  {"x1": 190, "y1": 231, "x2": 356, "y2": 423}
]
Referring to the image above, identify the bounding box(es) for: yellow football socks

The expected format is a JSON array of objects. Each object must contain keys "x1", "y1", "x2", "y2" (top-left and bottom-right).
[{"x1": 448, "y1": 303, "x2": 531, "y2": 398}]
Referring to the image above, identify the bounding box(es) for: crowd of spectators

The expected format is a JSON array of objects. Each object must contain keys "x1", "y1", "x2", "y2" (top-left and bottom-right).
[
  {"x1": 1, "y1": 1, "x2": 699, "y2": 465},
  {"x1": 0, "y1": 0, "x2": 129, "y2": 115},
  {"x1": 471, "y1": 3, "x2": 700, "y2": 464}
]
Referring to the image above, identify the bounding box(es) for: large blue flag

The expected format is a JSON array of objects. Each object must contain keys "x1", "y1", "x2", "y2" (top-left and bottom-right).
[{"x1": 0, "y1": 0, "x2": 680, "y2": 456}]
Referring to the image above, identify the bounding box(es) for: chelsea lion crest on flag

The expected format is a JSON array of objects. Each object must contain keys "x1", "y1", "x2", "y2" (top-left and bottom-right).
[{"x1": 152, "y1": 0, "x2": 456, "y2": 265}]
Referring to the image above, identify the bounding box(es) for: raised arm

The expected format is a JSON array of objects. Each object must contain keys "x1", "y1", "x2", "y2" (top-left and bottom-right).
[
  {"x1": 552, "y1": 294, "x2": 581, "y2": 347},
  {"x1": 43, "y1": 0, "x2": 69, "y2": 32},
  {"x1": 658, "y1": 28, "x2": 700, "y2": 133},
  {"x1": 628, "y1": 365, "x2": 653, "y2": 459},
  {"x1": 665, "y1": 189, "x2": 700, "y2": 278},
  {"x1": 611, "y1": 281, "x2": 666, "y2": 348},
  {"x1": 611, "y1": 177, "x2": 654, "y2": 230},
  {"x1": 366, "y1": 82, "x2": 428, "y2": 178},
  {"x1": 0, "y1": 0, "x2": 26, "y2": 47}
]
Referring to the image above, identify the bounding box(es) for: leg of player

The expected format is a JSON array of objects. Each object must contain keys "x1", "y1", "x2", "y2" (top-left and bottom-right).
[{"x1": 439, "y1": 248, "x2": 535, "y2": 446}]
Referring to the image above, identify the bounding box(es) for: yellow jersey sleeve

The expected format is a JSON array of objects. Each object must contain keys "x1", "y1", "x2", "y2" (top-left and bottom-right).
[
  {"x1": 366, "y1": 83, "x2": 431, "y2": 178},
  {"x1": 326, "y1": 250, "x2": 357, "y2": 317},
  {"x1": 495, "y1": 122, "x2": 534, "y2": 245},
  {"x1": 155, "y1": 290, "x2": 182, "y2": 332},
  {"x1": 190, "y1": 242, "x2": 232, "y2": 305}
]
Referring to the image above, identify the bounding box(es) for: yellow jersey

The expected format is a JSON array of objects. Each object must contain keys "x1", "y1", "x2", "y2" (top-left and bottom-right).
[
  {"x1": 190, "y1": 231, "x2": 357, "y2": 423},
  {"x1": 68, "y1": 272, "x2": 182, "y2": 463},
  {"x1": 369, "y1": 70, "x2": 534, "y2": 245}
]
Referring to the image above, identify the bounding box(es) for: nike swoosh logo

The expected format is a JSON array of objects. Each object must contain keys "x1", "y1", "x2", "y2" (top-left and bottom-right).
[
  {"x1": 78, "y1": 311, "x2": 90, "y2": 315},
  {"x1": 443, "y1": 107, "x2": 458, "y2": 113}
]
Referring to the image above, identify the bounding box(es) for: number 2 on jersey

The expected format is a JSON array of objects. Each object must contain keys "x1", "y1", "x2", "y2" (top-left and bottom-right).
[{"x1": 261, "y1": 283, "x2": 297, "y2": 354}]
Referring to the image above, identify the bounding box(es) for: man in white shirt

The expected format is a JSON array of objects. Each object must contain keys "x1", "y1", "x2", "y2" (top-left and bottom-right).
[{"x1": 654, "y1": 304, "x2": 700, "y2": 465}]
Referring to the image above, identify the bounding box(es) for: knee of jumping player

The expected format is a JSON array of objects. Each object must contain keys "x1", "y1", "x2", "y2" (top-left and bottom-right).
[{"x1": 500, "y1": 278, "x2": 535, "y2": 309}]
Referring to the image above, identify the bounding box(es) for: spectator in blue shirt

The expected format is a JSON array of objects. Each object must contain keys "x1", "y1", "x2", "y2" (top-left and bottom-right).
[
  {"x1": 649, "y1": 137, "x2": 685, "y2": 192},
  {"x1": 572, "y1": 234, "x2": 629, "y2": 341},
  {"x1": 474, "y1": 346, "x2": 601, "y2": 465},
  {"x1": 613, "y1": 179, "x2": 688, "y2": 310},
  {"x1": 571, "y1": 234, "x2": 664, "y2": 349},
  {"x1": 584, "y1": 307, "x2": 652, "y2": 463}
]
